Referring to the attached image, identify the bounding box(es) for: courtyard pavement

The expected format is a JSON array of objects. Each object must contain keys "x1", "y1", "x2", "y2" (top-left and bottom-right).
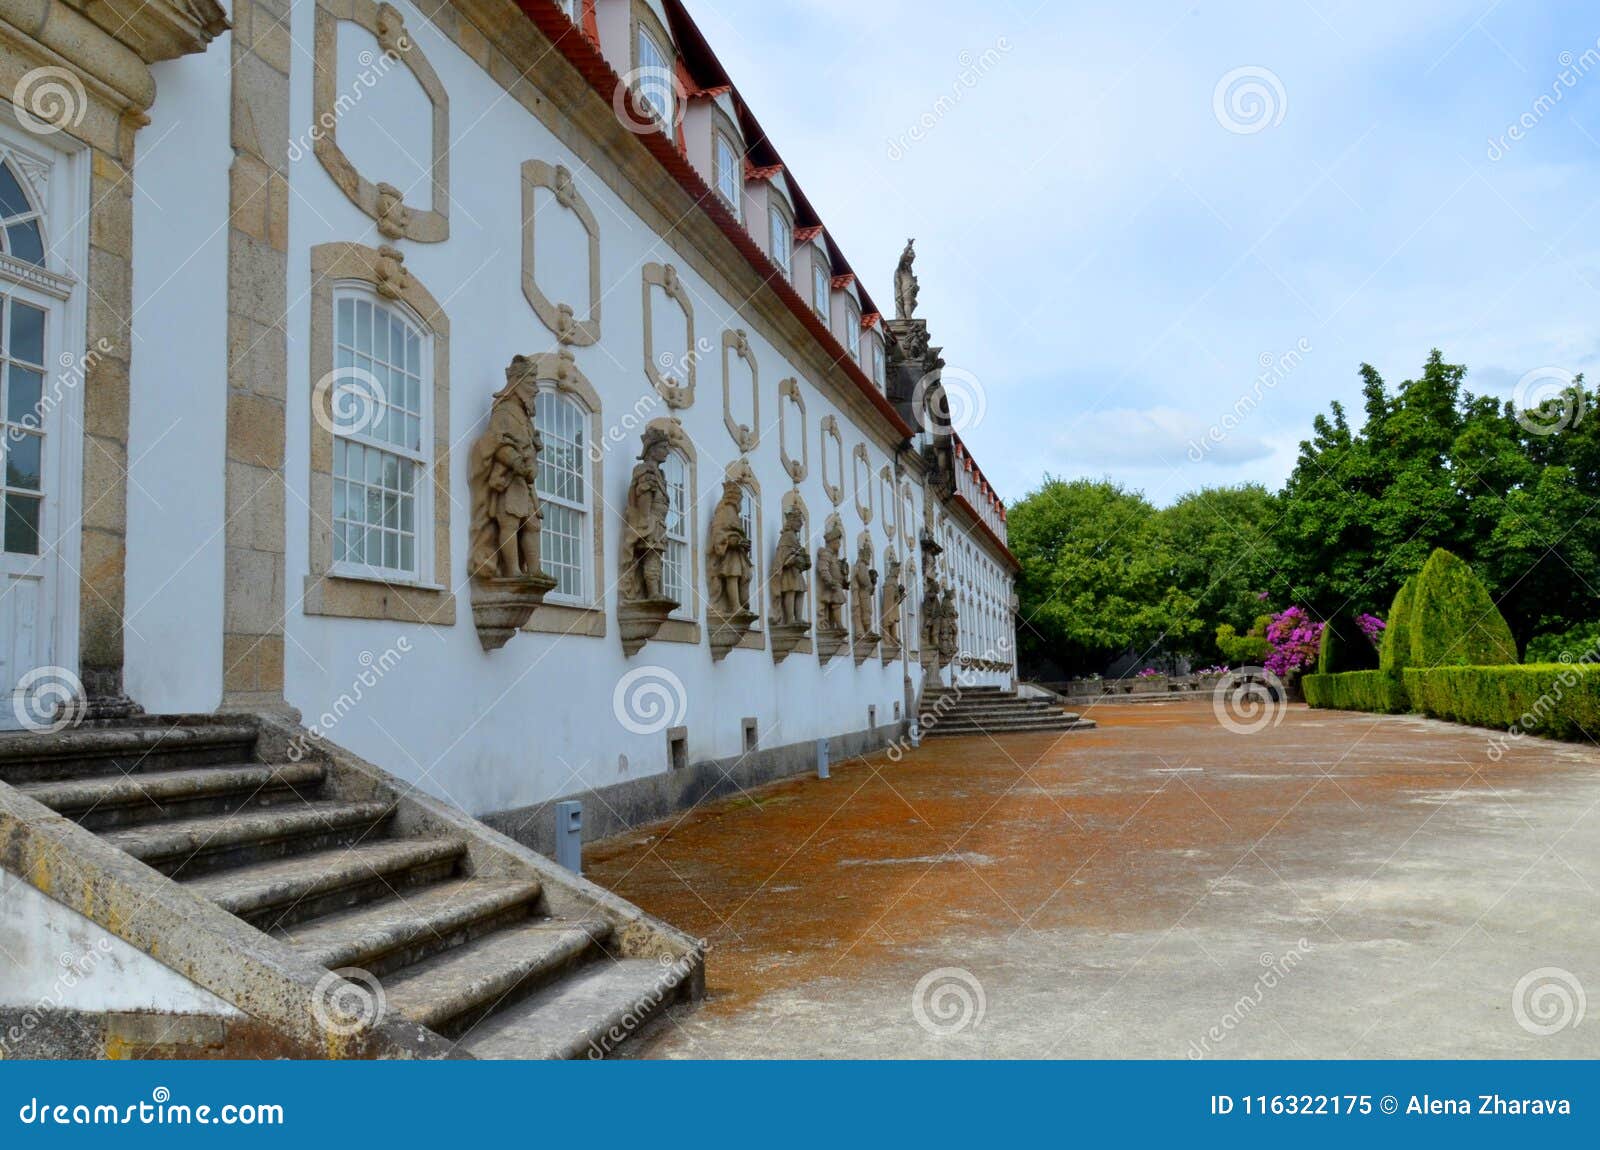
[{"x1": 586, "y1": 701, "x2": 1600, "y2": 1058}]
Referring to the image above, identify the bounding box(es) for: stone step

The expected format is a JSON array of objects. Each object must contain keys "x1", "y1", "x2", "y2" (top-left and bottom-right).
[
  {"x1": 277, "y1": 877, "x2": 544, "y2": 977},
  {"x1": 0, "y1": 723, "x2": 261, "y2": 784},
  {"x1": 182, "y1": 837, "x2": 468, "y2": 931},
  {"x1": 102, "y1": 800, "x2": 395, "y2": 878},
  {"x1": 925, "y1": 701, "x2": 1064, "y2": 717},
  {"x1": 384, "y1": 918, "x2": 612, "y2": 1038},
  {"x1": 460, "y1": 958, "x2": 686, "y2": 1060},
  {"x1": 17, "y1": 762, "x2": 325, "y2": 831},
  {"x1": 925, "y1": 718, "x2": 1098, "y2": 737}
]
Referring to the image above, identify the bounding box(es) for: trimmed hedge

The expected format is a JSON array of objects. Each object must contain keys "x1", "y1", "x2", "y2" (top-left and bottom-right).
[
  {"x1": 1409, "y1": 548, "x2": 1518, "y2": 668},
  {"x1": 1302, "y1": 669, "x2": 1409, "y2": 714},
  {"x1": 1403, "y1": 664, "x2": 1600, "y2": 742},
  {"x1": 1317, "y1": 615, "x2": 1379, "y2": 675}
]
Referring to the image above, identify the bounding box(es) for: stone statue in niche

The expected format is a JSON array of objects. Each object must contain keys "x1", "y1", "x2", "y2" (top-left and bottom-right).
[
  {"x1": 618, "y1": 425, "x2": 680, "y2": 655},
  {"x1": 937, "y1": 585, "x2": 960, "y2": 661},
  {"x1": 851, "y1": 532, "x2": 880, "y2": 664},
  {"x1": 707, "y1": 479, "x2": 758, "y2": 659},
  {"x1": 375, "y1": 183, "x2": 410, "y2": 240},
  {"x1": 773, "y1": 503, "x2": 811, "y2": 629},
  {"x1": 894, "y1": 238, "x2": 918, "y2": 320},
  {"x1": 921, "y1": 567, "x2": 944, "y2": 666},
  {"x1": 707, "y1": 480, "x2": 754, "y2": 618},
  {"x1": 467, "y1": 356, "x2": 557, "y2": 650},
  {"x1": 880, "y1": 553, "x2": 905, "y2": 648},
  {"x1": 816, "y1": 517, "x2": 849, "y2": 634}
]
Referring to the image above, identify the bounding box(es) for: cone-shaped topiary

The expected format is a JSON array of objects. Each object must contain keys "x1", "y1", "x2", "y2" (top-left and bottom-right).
[
  {"x1": 1378, "y1": 578, "x2": 1415, "y2": 675},
  {"x1": 1408, "y1": 548, "x2": 1518, "y2": 668}
]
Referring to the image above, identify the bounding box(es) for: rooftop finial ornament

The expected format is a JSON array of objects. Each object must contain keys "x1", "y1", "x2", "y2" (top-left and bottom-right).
[{"x1": 894, "y1": 238, "x2": 919, "y2": 320}]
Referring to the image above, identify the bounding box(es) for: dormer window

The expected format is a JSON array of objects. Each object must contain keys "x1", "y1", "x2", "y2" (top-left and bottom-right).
[
  {"x1": 872, "y1": 339, "x2": 886, "y2": 388},
  {"x1": 844, "y1": 300, "x2": 861, "y2": 364},
  {"x1": 635, "y1": 27, "x2": 674, "y2": 129},
  {"x1": 811, "y1": 257, "x2": 830, "y2": 322},
  {"x1": 714, "y1": 134, "x2": 741, "y2": 219},
  {"x1": 768, "y1": 204, "x2": 792, "y2": 277}
]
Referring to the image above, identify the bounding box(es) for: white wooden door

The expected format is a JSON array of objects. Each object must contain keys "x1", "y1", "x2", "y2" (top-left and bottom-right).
[{"x1": 0, "y1": 134, "x2": 74, "y2": 731}]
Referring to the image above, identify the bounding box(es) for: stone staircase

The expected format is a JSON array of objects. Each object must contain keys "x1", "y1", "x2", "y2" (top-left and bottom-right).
[
  {"x1": 0, "y1": 716, "x2": 701, "y2": 1059},
  {"x1": 919, "y1": 685, "x2": 1097, "y2": 737}
]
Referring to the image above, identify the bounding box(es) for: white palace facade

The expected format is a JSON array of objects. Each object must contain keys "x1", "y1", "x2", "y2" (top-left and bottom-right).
[{"x1": 0, "y1": 0, "x2": 1020, "y2": 844}]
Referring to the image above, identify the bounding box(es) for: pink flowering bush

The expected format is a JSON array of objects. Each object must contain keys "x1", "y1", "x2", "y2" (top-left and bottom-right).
[
  {"x1": 1264, "y1": 607, "x2": 1324, "y2": 678},
  {"x1": 1356, "y1": 613, "x2": 1386, "y2": 646},
  {"x1": 1135, "y1": 667, "x2": 1162, "y2": 679}
]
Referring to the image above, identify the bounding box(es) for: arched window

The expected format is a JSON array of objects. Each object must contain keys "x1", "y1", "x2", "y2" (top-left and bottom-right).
[
  {"x1": 0, "y1": 157, "x2": 45, "y2": 267},
  {"x1": 844, "y1": 299, "x2": 861, "y2": 364},
  {"x1": 331, "y1": 287, "x2": 431, "y2": 582},
  {"x1": 536, "y1": 389, "x2": 589, "y2": 601},
  {"x1": 663, "y1": 449, "x2": 692, "y2": 617}
]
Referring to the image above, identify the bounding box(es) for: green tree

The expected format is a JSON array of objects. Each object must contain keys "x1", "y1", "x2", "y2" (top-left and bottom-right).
[{"x1": 1155, "y1": 484, "x2": 1280, "y2": 657}]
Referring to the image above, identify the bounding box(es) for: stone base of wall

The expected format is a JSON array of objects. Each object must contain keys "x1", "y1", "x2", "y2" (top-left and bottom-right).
[
  {"x1": 0, "y1": 1009, "x2": 301, "y2": 1060},
  {"x1": 484, "y1": 721, "x2": 908, "y2": 856}
]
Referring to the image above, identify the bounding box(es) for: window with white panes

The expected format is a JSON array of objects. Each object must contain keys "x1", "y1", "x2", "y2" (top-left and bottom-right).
[
  {"x1": 811, "y1": 257, "x2": 830, "y2": 322},
  {"x1": 0, "y1": 157, "x2": 45, "y2": 267},
  {"x1": 714, "y1": 135, "x2": 741, "y2": 219},
  {"x1": 768, "y1": 204, "x2": 792, "y2": 277},
  {"x1": 662, "y1": 450, "x2": 691, "y2": 617},
  {"x1": 872, "y1": 338, "x2": 886, "y2": 389},
  {"x1": 0, "y1": 291, "x2": 46, "y2": 556},
  {"x1": 739, "y1": 485, "x2": 760, "y2": 628},
  {"x1": 331, "y1": 288, "x2": 430, "y2": 582},
  {"x1": 635, "y1": 29, "x2": 674, "y2": 128},
  {"x1": 536, "y1": 389, "x2": 589, "y2": 601},
  {"x1": 844, "y1": 300, "x2": 861, "y2": 364}
]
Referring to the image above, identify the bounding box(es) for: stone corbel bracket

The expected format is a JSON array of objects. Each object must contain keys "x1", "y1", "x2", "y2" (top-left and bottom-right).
[
  {"x1": 778, "y1": 377, "x2": 808, "y2": 484},
  {"x1": 641, "y1": 262, "x2": 694, "y2": 407},
  {"x1": 522, "y1": 159, "x2": 601, "y2": 346},
  {"x1": 819, "y1": 414, "x2": 844, "y2": 507},
  {"x1": 313, "y1": 0, "x2": 450, "y2": 243},
  {"x1": 852, "y1": 443, "x2": 874, "y2": 525},
  {"x1": 722, "y1": 328, "x2": 759, "y2": 452}
]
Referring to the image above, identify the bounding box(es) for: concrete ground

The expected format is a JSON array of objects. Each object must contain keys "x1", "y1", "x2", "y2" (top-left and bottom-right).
[{"x1": 586, "y1": 701, "x2": 1600, "y2": 1058}]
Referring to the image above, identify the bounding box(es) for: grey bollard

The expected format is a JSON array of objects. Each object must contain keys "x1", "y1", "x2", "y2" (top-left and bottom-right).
[
  {"x1": 815, "y1": 738, "x2": 830, "y2": 779},
  {"x1": 555, "y1": 800, "x2": 582, "y2": 874}
]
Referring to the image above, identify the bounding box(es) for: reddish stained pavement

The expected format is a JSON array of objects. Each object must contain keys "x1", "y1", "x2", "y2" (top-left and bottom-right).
[{"x1": 587, "y1": 701, "x2": 1600, "y2": 1058}]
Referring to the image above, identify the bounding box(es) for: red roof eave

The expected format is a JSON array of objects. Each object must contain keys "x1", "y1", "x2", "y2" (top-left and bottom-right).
[
  {"x1": 953, "y1": 492, "x2": 1020, "y2": 572},
  {"x1": 514, "y1": 0, "x2": 915, "y2": 441}
]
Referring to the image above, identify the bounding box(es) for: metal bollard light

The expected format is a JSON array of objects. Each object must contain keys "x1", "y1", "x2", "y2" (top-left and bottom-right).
[{"x1": 555, "y1": 800, "x2": 582, "y2": 874}]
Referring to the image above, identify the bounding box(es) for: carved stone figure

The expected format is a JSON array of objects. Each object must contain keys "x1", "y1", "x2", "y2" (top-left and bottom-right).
[
  {"x1": 894, "y1": 238, "x2": 919, "y2": 320},
  {"x1": 707, "y1": 480, "x2": 754, "y2": 618},
  {"x1": 375, "y1": 182, "x2": 410, "y2": 240},
  {"x1": 374, "y1": 244, "x2": 409, "y2": 301},
  {"x1": 816, "y1": 517, "x2": 849, "y2": 634},
  {"x1": 773, "y1": 503, "x2": 811, "y2": 628},
  {"x1": 375, "y1": 2, "x2": 411, "y2": 57},
  {"x1": 620, "y1": 427, "x2": 674, "y2": 605},
  {"x1": 880, "y1": 553, "x2": 906, "y2": 646},
  {"x1": 851, "y1": 533, "x2": 879, "y2": 640},
  {"x1": 937, "y1": 586, "x2": 960, "y2": 660},
  {"x1": 469, "y1": 357, "x2": 543, "y2": 581},
  {"x1": 921, "y1": 568, "x2": 942, "y2": 648},
  {"x1": 467, "y1": 356, "x2": 558, "y2": 650}
]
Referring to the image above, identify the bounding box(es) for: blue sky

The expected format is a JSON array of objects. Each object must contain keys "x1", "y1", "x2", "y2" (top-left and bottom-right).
[{"x1": 684, "y1": 0, "x2": 1600, "y2": 505}]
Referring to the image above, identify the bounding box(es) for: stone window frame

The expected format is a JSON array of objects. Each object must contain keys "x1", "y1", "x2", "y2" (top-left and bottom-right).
[
  {"x1": 525, "y1": 351, "x2": 607, "y2": 638},
  {"x1": 721, "y1": 327, "x2": 759, "y2": 452},
  {"x1": 641, "y1": 261, "x2": 694, "y2": 408},
  {"x1": 312, "y1": 0, "x2": 450, "y2": 243},
  {"x1": 723, "y1": 456, "x2": 765, "y2": 650},
  {"x1": 852, "y1": 442, "x2": 874, "y2": 525},
  {"x1": 305, "y1": 242, "x2": 453, "y2": 625},
  {"x1": 879, "y1": 465, "x2": 896, "y2": 539},
  {"x1": 819, "y1": 413, "x2": 844, "y2": 507},
  {"x1": 777, "y1": 377, "x2": 807, "y2": 483},
  {"x1": 648, "y1": 415, "x2": 702, "y2": 645},
  {"x1": 521, "y1": 159, "x2": 602, "y2": 347}
]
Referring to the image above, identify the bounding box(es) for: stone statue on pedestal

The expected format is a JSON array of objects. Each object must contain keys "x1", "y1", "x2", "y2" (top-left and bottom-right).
[
  {"x1": 894, "y1": 238, "x2": 918, "y2": 321},
  {"x1": 773, "y1": 503, "x2": 811, "y2": 628},
  {"x1": 707, "y1": 480, "x2": 753, "y2": 618},
  {"x1": 621, "y1": 427, "x2": 674, "y2": 605},
  {"x1": 816, "y1": 517, "x2": 849, "y2": 634},
  {"x1": 881, "y1": 553, "x2": 905, "y2": 647}
]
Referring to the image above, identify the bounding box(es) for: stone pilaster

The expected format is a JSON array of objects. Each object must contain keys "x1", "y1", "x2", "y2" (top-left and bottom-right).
[{"x1": 222, "y1": 0, "x2": 292, "y2": 711}]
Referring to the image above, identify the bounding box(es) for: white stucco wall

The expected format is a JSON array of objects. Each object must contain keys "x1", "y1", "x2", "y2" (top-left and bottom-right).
[
  {"x1": 0, "y1": 871, "x2": 238, "y2": 1017},
  {"x1": 124, "y1": 33, "x2": 232, "y2": 714}
]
